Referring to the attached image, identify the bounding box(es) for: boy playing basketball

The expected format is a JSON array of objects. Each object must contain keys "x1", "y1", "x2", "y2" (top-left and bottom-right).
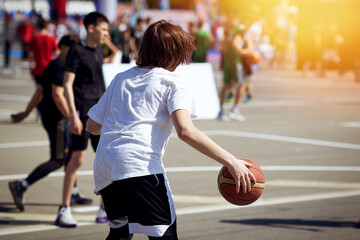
[{"x1": 86, "y1": 20, "x2": 256, "y2": 239}]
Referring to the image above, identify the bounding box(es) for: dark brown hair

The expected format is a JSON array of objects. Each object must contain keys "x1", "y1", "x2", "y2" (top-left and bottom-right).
[
  {"x1": 58, "y1": 34, "x2": 80, "y2": 48},
  {"x1": 83, "y1": 11, "x2": 109, "y2": 29},
  {"x1": 136, "y1": 20, "x2": 196, "y2": 69}
]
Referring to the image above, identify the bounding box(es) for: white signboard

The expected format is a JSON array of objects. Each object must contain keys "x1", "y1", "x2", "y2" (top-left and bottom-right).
[{"x1": 102, "y1": 63, "x2": 220, "y2": 120}]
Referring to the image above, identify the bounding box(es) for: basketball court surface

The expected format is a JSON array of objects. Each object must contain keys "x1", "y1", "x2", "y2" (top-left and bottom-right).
[{"x1": 0, "y1": 67, "x2": 359, "y2": 239}]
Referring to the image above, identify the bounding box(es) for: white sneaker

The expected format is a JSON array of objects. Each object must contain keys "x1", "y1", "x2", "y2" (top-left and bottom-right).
[
  {"x1": 95, "y1": 206, "x2": 108, "y2": 223},
  {"x1": 228, "y1": 111, "x2": 246, "y2": 121},
  {"x1": 55, "y1": 206, "x2": 77, "y2": 228},
  {"x1": 217, "y1": 111, "x2": 230, "y2": 122}
]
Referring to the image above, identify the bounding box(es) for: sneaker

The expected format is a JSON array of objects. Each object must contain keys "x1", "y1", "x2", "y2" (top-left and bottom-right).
[
  {"x1": 228, "y1": 111, "x2": 246, "y2": 121},
  {"x1": 217, "y1": 110, "x2": 230, "y2": 122},
  {"x1": 8, "y1": 181, "x2": 25, "y2": 211},
  {"x1": 244, "y1": 96, "x2": 254, "y2": 104},
  {"x1": 70, "y1": 193, "x2": 93, "y2": 206},
  {"x1": 95, "y1": 206, "x2": 108, "y2": 223},
  {"x1": 55, "y1": 206, "x2": 77, "y2": 228}
]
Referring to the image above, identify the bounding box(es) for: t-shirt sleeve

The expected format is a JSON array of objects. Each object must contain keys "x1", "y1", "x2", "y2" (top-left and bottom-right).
[
  {"x1": 166, "y1": 79, "x2": 197, "y2": 119},
  {"x1": 87, "y1": 78, "x2": 114, "y2": 125},
  {"x1": 51, "y1": 63, "x2": 64, "y2": 86},
  {"x1": 64, "y1": 46, "x2": 79, "y2": 73},
  {"x1": 39, "y1": 61, "x2": 63, "y2": 87}
]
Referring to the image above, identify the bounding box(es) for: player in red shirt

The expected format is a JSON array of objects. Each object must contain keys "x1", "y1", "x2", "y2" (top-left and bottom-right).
[{"x1": 28, "y1": 17, "x2": 60, "y2": 84}]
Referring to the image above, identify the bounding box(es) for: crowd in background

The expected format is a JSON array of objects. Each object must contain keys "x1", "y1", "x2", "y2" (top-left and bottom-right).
[
  {"x1": 3, "y1": 0, "x2": 360, "y2": 85},
  {"x1": 2, "y1": 8, "x2": 276, "y2": 71}
]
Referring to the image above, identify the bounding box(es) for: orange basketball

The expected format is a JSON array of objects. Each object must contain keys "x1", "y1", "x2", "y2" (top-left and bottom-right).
[
  {"x1": 217, "y1": 158, "x2": 265, "y2": 206},
  {"x1": 251, "y1": 52, "x2": 262, "y2": 64}
]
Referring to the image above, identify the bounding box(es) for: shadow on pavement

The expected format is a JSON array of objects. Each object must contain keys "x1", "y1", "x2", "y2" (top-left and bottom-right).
[
  {"x1": 0, "y1": 202, "x2": 59, "y2": 213},
  {"x1": 221, "y1": 218, "x2": 359, "y2": 231}
]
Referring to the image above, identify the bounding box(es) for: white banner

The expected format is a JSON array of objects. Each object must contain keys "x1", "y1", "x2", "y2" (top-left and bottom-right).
[{"x1": 102, "y1": 63, "x2": 220, "y2": 120}]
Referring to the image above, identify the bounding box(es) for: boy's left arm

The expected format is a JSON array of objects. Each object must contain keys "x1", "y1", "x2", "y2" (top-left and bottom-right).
[{"x1": 103, "y1": 38, "x2": 119, "y2": 63}]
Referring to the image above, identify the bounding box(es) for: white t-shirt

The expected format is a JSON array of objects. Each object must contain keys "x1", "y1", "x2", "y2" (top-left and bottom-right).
[{"x1": 88, "y1": 66, "x2": 197, "y2": 194}]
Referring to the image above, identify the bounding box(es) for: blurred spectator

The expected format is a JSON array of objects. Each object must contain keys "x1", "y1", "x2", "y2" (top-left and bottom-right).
[
  {"x1": 55, "y1": 18, "x2": 69, "y2": 41},
  {"x1": 110, "y1": 18, "x2": 122, "y2": 50},
  {"x1": 192, "y1": 19, "x2": 214, "y2": 63},
  {"x1": 17, "y1": 18, "x2": 35, "y2": 60},
  {"x1": 28, "y1": 17, "x2": 59, "y2": 85},
  {"x1": 69, "y1": 15, "x2": 87, "y2": 40},
  {"x1": 131, "y1": 17, "x2": 146, "y2": 59},
  {"x1": 3, "y1": 11, "x2": 18, "y2": 69},
  {"x1": 218, "y1": 23, "x2": 250, "y2": 121},
  {"x1": 211, "y1": 19, "x2": 225, "y2": 51},
  {"x1": 120, "y1": 27, "x2": 137, "y2": 63},
  {"x1": 187, "y1": 21, "x2": 197, "y2": 43},
  {"x1": 244, "y1": 18, "x2": 265, "y2": 48}
]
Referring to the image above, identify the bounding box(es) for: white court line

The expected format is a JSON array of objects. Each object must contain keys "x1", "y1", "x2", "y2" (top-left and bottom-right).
[
  {"x1": 240, "y1": 98, "x2": 360, "y2": 108},
  {"x1": 2, "y1": 91, "x2": 360, "y2": 107},
  {"x1": 341, "y1": 122, "x2": 360, "y2": 128},
  {"x1": 1, "y1": 190, "x2": 360, "y2": 236},
  {"x1": 73, "y1": 179, "x2": 360, "y2": 213},
  {"x1": 202, "y1": 130, "x2": 360, "y2": 150},
  {"x1": 0, "y1": 141, "x2": 48, "y2": 149},
  {"x1": 0, "y1": 94, "x2": 30, "y2": 102},
  {"x1": 176, "y1": 190, "x2": 360, "y2": 215},
  {"x1": 0, "y1": 222, "x2": 94, "y2": 236},
  {"x1": 2, "y1": 130, "x2": 359, "y2": 150},
  {"x1": 0, "y1": 80, "x2": 34, "y2": 87},
  {"x1": 1, "y1": 165, "x2": 360, "y2": 181}
]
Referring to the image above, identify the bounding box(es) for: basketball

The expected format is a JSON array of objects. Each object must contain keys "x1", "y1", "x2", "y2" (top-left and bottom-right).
[
  {"x1": 217, "y1": 158, "x2": 265, "y2": 205},
  {"x1": 251, "y1": 52, "x2": 262, "y2": 64}
]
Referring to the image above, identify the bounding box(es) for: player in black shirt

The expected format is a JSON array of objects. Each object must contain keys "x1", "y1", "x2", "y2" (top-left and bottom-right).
[
  {"x1": 8, "y1": 35, "x2": 92, "y2": 212},
  {"x1": 57, "y1": 11, "x2": 118, "y2": 228}
]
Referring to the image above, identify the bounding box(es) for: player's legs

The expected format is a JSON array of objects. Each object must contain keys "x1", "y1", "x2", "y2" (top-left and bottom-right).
[
  {"x1": 227, "y1": 63, "x2": 246, "y2": 121},
  {"x1": 148, "y1": 221, "x2": 177, "y2": 240},
  {"x1": 89, "y1": 132, "x2": 108, "y2": 223},
  {"x1": 217, "y1": 83, "x2": 232, "y2": 121},
  {"x1": 234, "y1": 83, "x2": 245, "y2": 106},
  {"x1": 9, "y1": 119, "x2": 68, "y2": 211},
  {"x1": 56, "y1": 119, "x2": 89, "y2": 227},
  {"x1": 62, "y1": 150, "x2": 86, "y2": 207},
  {"x1": 219, "y1": 83, "x2": 232, "y2": 107},
  {"x1": 26, "y1": 119, "x2": 69, "y2": 185},
  {"x1": 101, "y1": 180, "x2": 133, "y2": 239},
  {"x1": 101, "y1": 174, "x2": 177, "y2": 239},
  {"x1": 228, "y1": 82, "x2": 246, "y2": 121},
  {"x1": 106, "y1": 226, "x2": 134, "y2": 240}
]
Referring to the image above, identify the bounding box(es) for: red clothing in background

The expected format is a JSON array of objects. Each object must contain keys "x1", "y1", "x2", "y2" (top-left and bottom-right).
[
  {"x1": 17, "y1": 24, "x2": 35, "y2": 43},
  {"x1": 28, "y1": 34, "x2": 59, "y2": 77}
]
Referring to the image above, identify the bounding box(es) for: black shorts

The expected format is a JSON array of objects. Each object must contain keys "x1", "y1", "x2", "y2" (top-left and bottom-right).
[
  {"x1": 42, "y1": 118, "x2": 71, "y2": 161},
  {"x1": 100, "y1": 174, "x2": 177, "y2": 238},
  {"x1": 70, "y1": 116, "x2": 99, "y2": 152}
]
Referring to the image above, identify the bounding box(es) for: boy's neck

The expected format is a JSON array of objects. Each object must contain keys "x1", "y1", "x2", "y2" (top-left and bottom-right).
[
  {"x1": 39, "y1": 28, "x2": 47, "y2": 35},
  {"x1": 84, "y1": 37, "x2": 97, "y2": 48},
  {"x1": 59, "y1": 53, "x2": 66, "y2": 62}
]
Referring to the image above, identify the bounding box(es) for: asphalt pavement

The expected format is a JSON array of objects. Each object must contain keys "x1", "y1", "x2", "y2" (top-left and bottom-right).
[{"x1": 0, "y1": 62, "x2": 359, "y2": 240}]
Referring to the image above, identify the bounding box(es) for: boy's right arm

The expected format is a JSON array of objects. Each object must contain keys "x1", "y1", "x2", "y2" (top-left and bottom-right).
[
  {"x1": 63, "y1": 71, "x2": 83, "y2": 135},
  {"x1": 52, "y1": 84, "x2": 70, "y2": 119},
  {"x1": 171, "y1": 109, "x2": 256, "y2": 194},
  {"x1": 86, "y1": 118, "x2": 102, "y2": 135},
  {"x1": 11, "y1": 85, "x2": 43, "y2": 123}
]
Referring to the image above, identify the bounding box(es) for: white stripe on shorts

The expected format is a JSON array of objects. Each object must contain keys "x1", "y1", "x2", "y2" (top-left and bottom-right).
[{"x1": 108, "y1": 216, "x2": 129, "y2": 229}]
